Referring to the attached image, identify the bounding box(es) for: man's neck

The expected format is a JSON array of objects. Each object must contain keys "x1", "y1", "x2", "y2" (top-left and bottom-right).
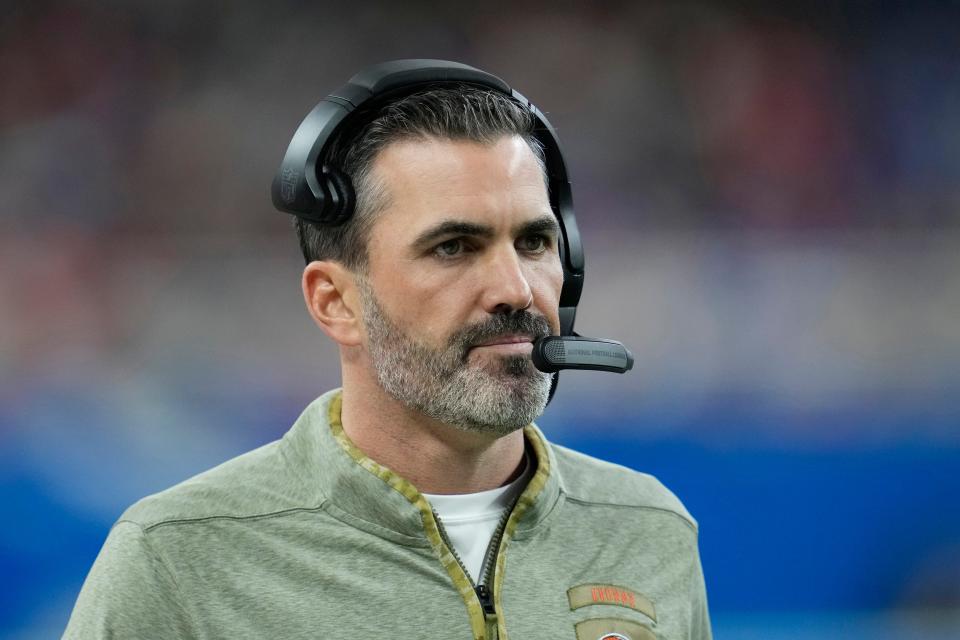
[{"x1": 338, "y1": 378, "x2": 526, "y2": 495}]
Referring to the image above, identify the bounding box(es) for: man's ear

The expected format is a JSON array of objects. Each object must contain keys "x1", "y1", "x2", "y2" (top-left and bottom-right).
[{"x1": 302, "y1": 261, "x2": 363, "y2": 347}]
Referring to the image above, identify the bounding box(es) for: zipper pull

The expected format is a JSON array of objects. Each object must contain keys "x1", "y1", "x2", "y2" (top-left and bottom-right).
[{"x1": 475, "y1": 584, "x2": 496, "y2": 615}]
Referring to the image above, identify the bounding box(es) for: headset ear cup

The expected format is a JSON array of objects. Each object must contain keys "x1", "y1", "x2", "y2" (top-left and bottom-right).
[{"x1": 320, "y1": 166, "x2": 356, "y2": 225}]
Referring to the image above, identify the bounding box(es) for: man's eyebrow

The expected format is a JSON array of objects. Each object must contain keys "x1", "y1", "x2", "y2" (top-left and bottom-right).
[
  {"x1": 411, "y1": 220, "x2": 494, "y2": 249},
  {"x1": 410, "y1": 215, "x2": 561, "y2": 251},
  {"x1": 517, "y1": 215, "x2": 561, "y2": 237}
]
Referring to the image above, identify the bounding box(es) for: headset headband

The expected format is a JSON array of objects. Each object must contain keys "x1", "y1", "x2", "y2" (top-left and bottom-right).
[{"x1": 272, "y1": 59, "x2": 583, "y2": 336}]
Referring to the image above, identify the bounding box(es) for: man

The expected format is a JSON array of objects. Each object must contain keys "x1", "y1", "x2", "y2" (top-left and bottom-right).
[{"x1": 65, "y1": 61, "x2": 711, "y2": 639}]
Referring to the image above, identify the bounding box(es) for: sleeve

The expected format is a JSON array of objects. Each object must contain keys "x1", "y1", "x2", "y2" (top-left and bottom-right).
[
  {"x1": 688, "y1": 541, "x2": 713, "y2": 640},
  {"x1": 63, "y1": 520, "x2": 198, "y2": 639}
]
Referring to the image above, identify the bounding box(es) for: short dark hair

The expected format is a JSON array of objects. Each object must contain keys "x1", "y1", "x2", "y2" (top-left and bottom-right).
[{"x1": 294, "y1": 84, "x2": 546, "y2": 270}]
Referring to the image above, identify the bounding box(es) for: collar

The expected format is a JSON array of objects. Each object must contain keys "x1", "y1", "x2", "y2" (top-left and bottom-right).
[{"x1": 278, "y1": 388, "x2": 562, "y2": 544}]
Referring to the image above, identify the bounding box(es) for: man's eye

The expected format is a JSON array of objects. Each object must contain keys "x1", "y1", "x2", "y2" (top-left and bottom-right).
[
  {"x1": 434, "y1": 239, "x2": 464, "y2": 258},
  {"x1": 519, "y1": 234, "x2": 548, "y2": 252}
]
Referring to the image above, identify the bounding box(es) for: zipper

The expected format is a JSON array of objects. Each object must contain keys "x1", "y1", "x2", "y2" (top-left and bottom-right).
[
  {"x1": 477, "y1": 499, "x2": 515, "y2": 590},
  {"x1": 433, "y1": 497, "x2": 518, "y2": 618},
  {"x1": 475, "y1": 583, "x2": 495, "y2": 615}
]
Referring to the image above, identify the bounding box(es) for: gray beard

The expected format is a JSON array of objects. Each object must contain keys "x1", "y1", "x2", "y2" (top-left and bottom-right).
[{"x1": 358, "y1": 281, "x2": 552, "y2": 436}]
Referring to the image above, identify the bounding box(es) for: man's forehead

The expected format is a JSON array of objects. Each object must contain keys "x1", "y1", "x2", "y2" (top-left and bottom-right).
[
  {"x1": 366, "y1": 135, "x2": 552, "y2": 240},
  {"x1": 370, "y1": 134, "x2": 545, "y2": 190}
]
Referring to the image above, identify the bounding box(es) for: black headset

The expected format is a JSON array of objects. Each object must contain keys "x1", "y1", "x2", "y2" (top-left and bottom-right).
[{"x1": 272, "y1": 59, "x2": 632, "y2": 392}]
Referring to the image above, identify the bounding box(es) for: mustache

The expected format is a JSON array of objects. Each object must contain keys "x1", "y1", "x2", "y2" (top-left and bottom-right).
[{"x1": 448, "y1": 310, "x2": 552, "y2": 359}]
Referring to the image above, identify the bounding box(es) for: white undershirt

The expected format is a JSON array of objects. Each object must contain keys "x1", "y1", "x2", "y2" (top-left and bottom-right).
[{"x1": 424, "y1": 454, "x2": 533, "y2": 585}]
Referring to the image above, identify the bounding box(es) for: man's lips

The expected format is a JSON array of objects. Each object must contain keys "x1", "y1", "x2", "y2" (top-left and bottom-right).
[
  {"x1": 473, "y1": 334, "x2": 535, "y2": 347},
  {"x1": 469, "y1": 334, "x2": 537, "y2": 355}
]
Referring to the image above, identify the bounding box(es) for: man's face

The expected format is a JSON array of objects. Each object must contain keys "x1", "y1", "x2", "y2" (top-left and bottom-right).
[{"x1": 358, "y1": 135, "x2": 564, "y2": 435}]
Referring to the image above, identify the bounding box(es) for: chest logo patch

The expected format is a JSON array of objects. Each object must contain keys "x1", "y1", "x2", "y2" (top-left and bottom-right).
[
  {"x1": 567, "y1": 584, "x2": 657, "y2": 622},
  {"x1": 574, "y1": 618, "x2": 656, "y2": 640}
]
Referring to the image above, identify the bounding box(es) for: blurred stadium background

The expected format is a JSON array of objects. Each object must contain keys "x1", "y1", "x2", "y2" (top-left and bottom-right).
[{"x1": 2, "y1": 1, "x2": 959, "y2": 638}]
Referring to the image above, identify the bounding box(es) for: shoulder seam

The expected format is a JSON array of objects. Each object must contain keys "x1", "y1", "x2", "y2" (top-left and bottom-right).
[
  {"x1": 563, "y1": 495, "x2": 698, "y2": 534},
  {"x1": 125, "y1": 503, "x2": 327, "y2": 533}
]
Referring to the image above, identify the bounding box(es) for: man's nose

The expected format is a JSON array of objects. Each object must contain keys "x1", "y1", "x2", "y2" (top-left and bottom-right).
[{"x1": 481, "y1": 246, "x2": 534, "y2": 314}]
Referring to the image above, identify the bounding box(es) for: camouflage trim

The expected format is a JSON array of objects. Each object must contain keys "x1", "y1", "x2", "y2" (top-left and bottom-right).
[
  {"x1": 327, "y1": 392, "x2": 487, "y2": 640},
  {"x1": 490, "y1": 425, "x2": 552, "y2": 639}
]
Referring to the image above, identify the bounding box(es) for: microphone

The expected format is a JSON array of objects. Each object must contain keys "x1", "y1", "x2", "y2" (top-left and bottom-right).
[{"x1": 531, "y1": 335, "x2": 634, "y2": 374}]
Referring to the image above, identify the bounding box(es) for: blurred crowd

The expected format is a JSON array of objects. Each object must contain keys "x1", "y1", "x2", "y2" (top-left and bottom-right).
[
  {"x1": 3, "y1": 1, "x2": 960, "y2": 234},
  {"x1": 3, "y1": 0, "x2": 959, "y2": 399},
  {"x1": 3, "y1": 0, "x2": 959, "y2": 429}
]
